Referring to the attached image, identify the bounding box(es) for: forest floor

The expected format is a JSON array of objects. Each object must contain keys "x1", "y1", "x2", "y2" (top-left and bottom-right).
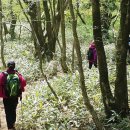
[
  {"x1": 0, "y1": 91, "x2": 28, "y2": 130},
  {"x1": 1, "y1": 43, "x2": 130, "y2": 130},
  {"x1": 0, "y1": 99, "x2": 7, "y2": 130}
]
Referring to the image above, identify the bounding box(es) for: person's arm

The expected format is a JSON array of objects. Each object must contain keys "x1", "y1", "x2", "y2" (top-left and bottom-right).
[
  {"x1": 18, "y1": 73, "x2": 26, "y2": 100},
  {"x1": 18, "y1": 73, "x2": 26, "y2": 92},
  {"x1": 0, "y1": 72, "x2": 6, "y2": 97}
]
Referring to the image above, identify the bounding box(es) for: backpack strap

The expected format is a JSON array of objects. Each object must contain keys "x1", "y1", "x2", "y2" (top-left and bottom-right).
[
  {"x1": 15, "y1": 71, "x2": 19, "y2": 75},
  {"x1": 3, "y1": 70, "x2": 18, "y2": 75},
  {"x1": 3, "y1": 71, "x2": 8, "y2": 75},
  {"x1": 2, "y1": 72, "x2": 8, "y2": 83}
]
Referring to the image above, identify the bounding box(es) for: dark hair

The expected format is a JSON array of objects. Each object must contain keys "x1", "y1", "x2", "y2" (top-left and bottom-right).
[{"x1": 7, "y1": 61, "x2": 15, "y2": 70}]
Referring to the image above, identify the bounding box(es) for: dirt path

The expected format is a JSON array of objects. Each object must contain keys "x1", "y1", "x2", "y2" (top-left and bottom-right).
[
  {"x1": 0, "y1": 99, "x2": 7, "y2": 130},
  {"x1": 0, "y1": 91, "x2": 28, "y2": 130}
]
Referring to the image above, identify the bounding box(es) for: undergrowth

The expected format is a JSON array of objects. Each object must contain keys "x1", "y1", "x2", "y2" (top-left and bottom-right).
[{"x1": 1, "y1": 25, "x2": 130, "y2": 130}]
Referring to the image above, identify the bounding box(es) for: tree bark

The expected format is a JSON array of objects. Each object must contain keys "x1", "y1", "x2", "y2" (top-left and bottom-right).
[
  {"x1": 0, "y1": 0, "x2": 6, "y2": 68},
  {"x1": 52, "y1": 0, "x2": 61, "y2": 53},
  {"x1": 101, "y1": 0, "x2": 112, "y2": 40},
  {"x1": 91, "y1": 0, "x2": 114, "y2": 117},
  {"x1": 69, "y1": 0, "x2": 104, "y2": 129},
  {"x1": 114, "y1": 0, "x2": 130, "y2": 117},
  {"x1": 23, "y1": 0, "x2": 45, "y2": 58},
  {"x1": 9, "y1": 0, "x2": 17, "y2": 40},
  {"x1": 43, "y1": 0, "x2": 54, "y2": 61},
  {"x1": 3, "y1": 22, "x2": 8, "y2": 35},
  {"x1": 71, "y1": 41, "x2": 75, "y2": 72},
  {"x1": 10, "y1": 12, "x2": 17, "y2": 40},
  {"x1": 60, "y1": 0, "x2": 68, "y2": 73},
  {"x1": 18, "y1": 0, "x2": 59, "y2": 103},
  {"x1": 22, "y1": 0, "x2": 63, "y2": 61}
]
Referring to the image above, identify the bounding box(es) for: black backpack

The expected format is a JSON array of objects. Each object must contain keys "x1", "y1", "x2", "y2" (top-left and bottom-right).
[{"x1": 87, "y1": 48, "x2": 93, "y2": 60}]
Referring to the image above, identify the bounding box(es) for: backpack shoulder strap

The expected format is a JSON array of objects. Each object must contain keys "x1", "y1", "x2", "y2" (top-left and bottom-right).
[
  {"x1": 2, "y1": 71, "x2": 8, "y2": 76},
  {"x1": 14, "y1": 70, "x2": 19, "y2": 75}
]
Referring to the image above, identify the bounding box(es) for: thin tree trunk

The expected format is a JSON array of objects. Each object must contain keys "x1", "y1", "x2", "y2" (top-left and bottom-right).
[
  {"x1": 43, "y1": 0, "x2": 54, "y2": 60},
  {"x1": 3, "y1": 22, "x2": 8, "y2": 35},
  {"x1": 0, "y1": 0, "x2": 6, "y2": 68},
  {"x1": 91, "y1": 0, "x2": 114, "y2": 117},
  {"x1": 3, "y1": 22, "x2": 8, "y2": 42},
  {"x1": 52, "y1": 0, "x2": 61, "y2": 52},
  {"x1": 69, "y1": 0, "x2": 104, "y2": 129},
  {"x1": 60, "y1": 0, "x2": 68, "y2": 73},
  {"x1": 10, "y1": 0, "x2": 17, "y2": 40},
  {"x1": 114, "y1": 0, "x2": 130, "y2": 117},
  {"x1": 10, "y1": 13, "x2": 17, "y2": 40},
  {"x1": 18, "y1": 0, "x2": 59, "y2": 102},
  {"x1": 71, "y1": 41, "x2": 75, "y2": 72}
]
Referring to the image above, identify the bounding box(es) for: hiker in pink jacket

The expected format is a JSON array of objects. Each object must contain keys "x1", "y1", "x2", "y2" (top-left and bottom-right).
[
  {"x1": 0, "y1": 61, "x2": 26, "y2": 130},
  {"x1": 87, "y1": 41, "x2": 97, "y2": 69}
]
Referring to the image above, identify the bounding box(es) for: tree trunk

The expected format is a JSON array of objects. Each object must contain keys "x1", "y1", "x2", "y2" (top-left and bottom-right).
[
  {"x1": 3, "y1": 22, "x2": 8, "y2": 35},
  {"x1": 18, "y1": 0, "x2": 59, "y2": 102},
  {"x1": 43, "y1": 0, "x2": 54, "y2": 61},
  {"x1": 22, "y1": 0, "x2": 62, "y2": 61},
  {"x1": 101, "y1": 0, "x2": 112, "y2": 41},
  {"x1": 30, "y1": 2, "x2": 45, "y2": 55},
  {"x1": 69, "y1": 0, "x2": 104, "y2": 129},
  {"x1": 60, "y1": 0, "x2": 68, "y2": 73},
  {"x1": 10, "y1": 12, "x2": 17, "y2": 40},
  {"x1": 91, "y1": 0, "x2": 114, "y2": 117},
  {"x1": 52, "y1": 0, "x2": 61, "y2": 53},
  {"x1": 43, "y1": 0, "x2": 65, "y2": 61},
  {"x1": 71, "y1": 41, "x2": 75, "y2": 72},
  {"x1": 0, "y1": 0, "x2": 6, "y2": 68},
  {"x1": 23, "y1": 0, "x2": 45, "y2": 58},
  {"x1": 9, "y1": 0, "x2": 17, "y2": 40},
  {"x1": 114, "y1": 0, "x2": 130, "y2": 117}
]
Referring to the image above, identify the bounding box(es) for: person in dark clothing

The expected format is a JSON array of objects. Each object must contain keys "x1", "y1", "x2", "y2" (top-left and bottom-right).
[
  {"x1": 3, "y1": 97, "x2": 18, "y2": 130},
  {"x1": 127, "y1": 34, "x2": 130, "y2": 64},
  {"x1": 128, "y1": 34, "x2": 130, "y2": 54},
  {"x1": 87, "y1": 41, "x2": 97, "y2": 69},
  {"x1": 0, "y1": 61, "x2": 26, "y2": 130}
]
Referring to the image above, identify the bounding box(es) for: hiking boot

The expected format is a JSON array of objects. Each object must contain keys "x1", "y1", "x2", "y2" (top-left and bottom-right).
[
  {"x1": 13, "y1": 127, "x2": 16, "y2": 130},
  {"x1": 8, "y1": 125, "x2": 16, "y2": 130},
  {"x1": 13, "y1": 123, "x2": 16, "y2": 130}
]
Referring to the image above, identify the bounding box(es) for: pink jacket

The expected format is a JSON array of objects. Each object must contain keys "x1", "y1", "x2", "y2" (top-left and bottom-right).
[
  {"x1": 89, "y1": 42, "x2": 97, "y2": 63},
  {"x1": 0, "y1": 69, "x2": 26, "y2": 98}
]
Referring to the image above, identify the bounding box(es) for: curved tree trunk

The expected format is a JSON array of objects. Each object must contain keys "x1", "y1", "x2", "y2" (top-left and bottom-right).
[{"x1": 69, "y1": 0, "x2": 104, "y2": 129}]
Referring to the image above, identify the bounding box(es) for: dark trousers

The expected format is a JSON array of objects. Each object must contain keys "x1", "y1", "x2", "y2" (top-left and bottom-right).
[
  {"x1": 3, "y1": 97, "x2": 18, "y2": 129},
  {"x1": 89, "y1": 61, "x2": 97, "y2": 69}
]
